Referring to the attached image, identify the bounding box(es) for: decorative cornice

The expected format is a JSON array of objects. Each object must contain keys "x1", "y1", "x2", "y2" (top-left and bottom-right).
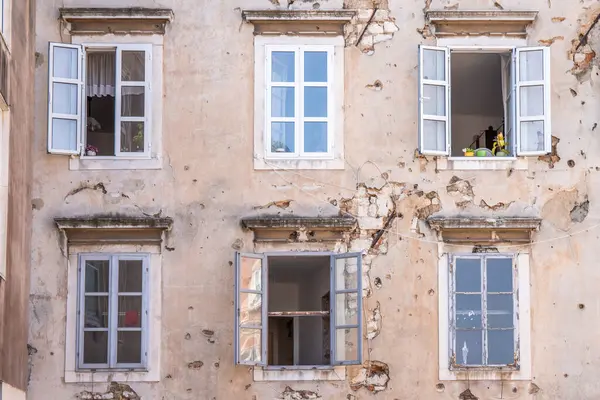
[
  {"x1": 425, "y1": 10, "x2": 538, "y2": 37},
  {"x1": 59, "y1": 8, "x2": 174, "y2": 35},
  {"x1": 242, "y1": 9, "x2": 356, "y2": 23},
  {"x1": 55, "y1": 216, "x2": 173, "y2": 231},
  {"x1": 427, "y1": 216, "x2": 541, "y2": 231},
  {"x1": 242, "y1": 215, "x2": 357, "y2": 243}
]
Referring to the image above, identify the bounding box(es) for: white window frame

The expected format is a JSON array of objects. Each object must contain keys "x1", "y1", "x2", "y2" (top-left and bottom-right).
[
  {"x1": 0, "y1": 110, "x2": 8, "y2": 280},
  {"x1": 254, "y1": 36, "x2": 345, "y2": 170},
  {"x1": 0, "y1": 0, "x2": 11, "y2": 49},
  {"x1": 438, "y1": 246, "x2": 531, "y2": 381},
  {"x1": 418, "y1": 38, "x2": 551, "y2": 163},
  {"x1": 234, "y1": 251, "x2": 362, "y2": 380},
  {"x1": 65, "y1": 245, "x2": 162, "y2": 383},
  {"x1": 77, "y1": 253, "x2": 149, "y2": 371}
]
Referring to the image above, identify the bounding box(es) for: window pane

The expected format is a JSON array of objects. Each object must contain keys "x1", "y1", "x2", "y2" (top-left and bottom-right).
[
  {"x1": 335, "y1": 327, "x2": 359, "y2": 362},
  {"x1": 120, "y1": 121, "x2": 145, "y2": 152},
  {"x1": 455, "y1": 258, "x2": 481, "y2": 292},
  {"x1": 84, "y1": 296, "x2": 109, "y2": 328},
  {"x1": 117, "y1": 331, "x2": 142, "y2": 364},
  {"x1": 304, "y1": 87, "x2": 327, "y2": 117},
  {"x1": 239, "y1": 328, "x2": 262, "y2": 363},
  {"x1": 519, "y1": 86, "x2": 544, "y2": 117},
  {"x1": 121, "y1": 51, "x2": 145, "y2": 81},
  {"x1": 118, "y1": 259, "x2": 143, "y2": 292},
  {"x1": 121, "y1": 87, "x2": 145, "y2": 117},
  {"x1": 118, "y1": 296, "x2": 142, "y2": 327},
  {"x1": 53, "y1": 83, "x2": 78, "y2": 114},
  {"x1": 422, "y1": 120, "x2": 446, "y2": 152},
  {"x1": 423, "y1": 84, "x2": 445, "y2": 116},
  {"x1": 334, "y1": 257, "x2": 358, "y2": 291},
  {"x1": 304, "y1": 122, "x2": 327, "y2": 153},
  {"x1": 487, "y1": 258, "x2": 513, "y2": 292},
  {"x1": 335, "y1": 292, "x2": 359, "y2": 326},
  {"x1": 271, "y1": 87, "x2": 294, "y2": 118},
  {"x1": 455, "y1": 330, "x2": 483, "y2": 365},
  {"x1": 85, "y1": 260, "x2": 110, "y2": 292},
  {"x1": 488, "y1": 330, "x2": 514, "y2": 365},
  {"x1": 272, "y1": 52, "x2": 295, "y2": 82},
  {"x1": 456, "y1": 294, "x2": 482, "y2": 329},
  {"x1": 53, "y1": 46, "x2": 78, "y2": 79},
  {"x1": 83, "y1": 331, "x2": 108, "y2": 364},
  {"x1": 51, "y1": 119, "x2": 77, "y2": 151},
  {"x1": 271, "y1": 122, "x2": 295, "y2": 153},
  {"x1": 239, "y1": 292, "x2": 262, "y2": 326},
  {"x1": 423, "y1": 49, "x2": 445, "y2": 81},
  {"x1": 239, "y1": 256, "x2": 262, "y2": 291},
  {"x1": 519, "y1": 50, "x2": 543, "y2": 81},
  {"x1": 487, "y1": 294, "x2": 513, "y2": 328},
  {"x1": 520, "y1": 120, "x2": 545, "y2": 152},
  {"x1": 304, "y1": 51, "x2": 327, "y2": 82}
]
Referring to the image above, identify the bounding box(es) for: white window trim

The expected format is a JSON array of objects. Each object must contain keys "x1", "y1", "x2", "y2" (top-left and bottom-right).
[
  {"x1": 437, "y1": 244, "x2": 531, "y2": 381},
  {"x1": 253, "y1": 36, "x2": 345, "y2": 170},
  {"x1": 65, "y1": 244, "x2": 162, "y2": 383},
  {"x1": 0, "y1": 0, "x2": 11, "y2": 50},
  {"x1": 68, "y1": 34, "x2": 164, "y2": 171}
]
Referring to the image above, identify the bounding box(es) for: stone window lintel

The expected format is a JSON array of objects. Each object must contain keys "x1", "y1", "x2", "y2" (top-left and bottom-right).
[
  {"x1": 426, "y1": 10, "x2": 538, "y2": 37},
  {"x1": 59, "y1": 7, "x2": 174, "y2": 35},
  {"x1": 241, "y1": 215, "x2": 357, "y2": 242},
  {"x1": 242, "y1": 9, "x2": 356, "y2": 36}
]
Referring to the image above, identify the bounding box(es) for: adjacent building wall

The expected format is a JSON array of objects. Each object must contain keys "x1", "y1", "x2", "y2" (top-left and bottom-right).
[
  {"x1": 0, "y1": 0, "x2": 35, "y2": 395},
  {"x1": 28, "y1": 0, "x2": 600, "y2": 399}
]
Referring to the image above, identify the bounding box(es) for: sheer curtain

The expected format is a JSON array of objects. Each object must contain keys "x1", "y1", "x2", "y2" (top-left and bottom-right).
[{"x1": 86, "y1": 52, "x2": 115, "y2": 97}]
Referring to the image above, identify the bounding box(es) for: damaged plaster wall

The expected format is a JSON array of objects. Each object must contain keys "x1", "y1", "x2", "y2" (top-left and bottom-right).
[{"x1": 27, "y1": 0, "x2": 600, "y2": 399}]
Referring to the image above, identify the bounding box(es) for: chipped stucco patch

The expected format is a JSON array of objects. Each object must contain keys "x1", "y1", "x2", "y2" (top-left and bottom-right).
[
  {"x1": 279, "y1": 386, "x2": 322, "y2": 399},
  {"x1": 366, "y1": 300, "x2": 382, "y2": 339},
  {"x1": 344, "y1": 1, "x2": 399, "y2": 53},
  {"x1": 568, "y1": 7, "x2": 600, "y2": 80},
  {"x1": 349, "y1": 360, "x2": 390, "y2": 393},
  {"x1": 79, "y1": 382, "x2": 140, "y2": 400}
]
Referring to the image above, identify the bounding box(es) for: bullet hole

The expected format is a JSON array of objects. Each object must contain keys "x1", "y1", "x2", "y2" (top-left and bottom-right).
[
  {"x1": 188, "y1": 306, "x2": 194, "y2": 310},
  {"x1": 436, "y1": 383, "x2": 445, "y2": 392},
  {"x1": 568, "y1": 160, "x2": 575, "y2": 168},
  {"x1": 184, "y1": 165, "x2": 189, "y2": 171},
  {"x1": 188, "y1": 361, "x2": 204, "y2": 369},
  {"x1": 570, "y1": 88, "x2": 578, "y2": 97},
  {"x1": 366, "y1": 80, "x2": 384, "y2": 91},
  {"x1": 165, "y1": 246, "x2": 175, "y2": 252},
  {"x1": 593, "y1": 123, "x2": 598, "y2": 131},
  {"x1": 528, "y1": 383, "x2": 540, "y2": 394},
  {"x1": 374, "y1": 277, "x2": 382, "y2": 289},
  {"x1": 165, "y1": 374, "x2": 172, "y2": 379},
  {"x1": 50, "y1": 352, "x2": 54, "y2": 356},
  {"x1": 185, "y1": 333, "x2": 191, "y2": 340},
  {"x1": 578, "y1": 303, "x2": 585, "y2": 309},
  {"x1": 564, "y1": 373, "x2": 569, "y2": 378},
  {"x1": 245, "y1": 384, "x2": 252, "y2": 390},
  {"x1": 512, "y1": 387, "x2": 518, "y2": 393},
  {"x1": 202, "y1": 329, "x2": 215, "y2": 337},
  {"x1": 417, "y1": 275, "x2": 422, "y2": 280},
  {"x1": 428, "y1": 289, "x2": 435, "y2": 296},
  {"x1": 186, "y1": 388, "x2": 192, "y2": 392},
  {"x1": 313, "y1": 2, "x2": 320, "y2": 9},
  {"x1": 214, "y1": 362, "x2": 220, "y2": 368},
  {"x1": 330, "y1": 199, "x2": 338, "y2": 206},
  {"x1": 193, "y1": 179, "x2": 197, "y2": 183}
]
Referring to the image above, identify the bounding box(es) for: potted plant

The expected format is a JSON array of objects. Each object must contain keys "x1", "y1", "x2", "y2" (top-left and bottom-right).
[
  {"x1": 85, "y1": 144, "x2": 99, "y2": 156},
  {"x1": 462, "y1": 147, "x2": 475, "y2": 157}
]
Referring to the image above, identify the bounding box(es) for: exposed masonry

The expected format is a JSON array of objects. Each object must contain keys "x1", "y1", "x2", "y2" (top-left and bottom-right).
[
  {"x1": 569, "y1": 6, "x2": 600, "y2": 80},
  {"x1": 279, "y1": 386, "x2": 322, "y2": 399},
  {"x1": 79, "y1": 382, "x2": 140, "y2": 400},
  {"x1": 349, "y1": 360, "x2": 390, "y2": 393},
  {"x1": 343, "y1": 0, "x2": 399, "y2": 53}
]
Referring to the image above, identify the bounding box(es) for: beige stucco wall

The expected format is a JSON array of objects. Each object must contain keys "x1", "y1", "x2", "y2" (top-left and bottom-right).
[{"x1": 28, "y1": 0, "x2": 600, "y2": 399}]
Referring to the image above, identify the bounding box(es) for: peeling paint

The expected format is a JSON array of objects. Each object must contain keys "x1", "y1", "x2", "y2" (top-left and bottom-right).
[
  {"x1": 366, "y1": 301, "x2": 382, "y2": 339},
  {"x1": 538, "y1": 136, "x2": 561, "y2": 168},
  {"x1": 349, "y1": 360, "x2": 390, "y2": 393},
  {"x1": 79, "y1": 382, "x2": 140, "y2": 400},
  {"x1": 459, "y1": 388, "x2": 478, "y2": 400},
  {"x1": 279, "y1": 386, "x2": 321, "y2": 399}
]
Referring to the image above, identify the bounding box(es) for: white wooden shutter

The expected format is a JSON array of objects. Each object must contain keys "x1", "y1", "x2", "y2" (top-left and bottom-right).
[
  {"x1": 47, "y1": 43, "x2": 83, "y2": 155},
  {"x1": 234, "y1": 252, "x2": 267, "y2": 366},
  {"x1": 515, "y1": 47, "x2": 551, "y2": 155},
  {"x1": 418, "y1": 45, "x2": 450, "y2": 156}
]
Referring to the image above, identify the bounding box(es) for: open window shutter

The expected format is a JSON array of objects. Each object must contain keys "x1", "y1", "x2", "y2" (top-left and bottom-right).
[
  {"x1": 506, "y1": 51, "x2": 517, "y2": 156},
  {"x1": 47, "y1": 43, "x2": 83, "y2": 155},
  {"x1": 330, "y1": 253, "x2": 363, "y2": 365},
  {"x1": 418, "y1": 45, "x2": 450, "y2": 156},
  {"x1": 234, "y1": 252, "x2": 267, "y2": 366},
  {"x1": 515, "y1": 46, "x2": 551, "y2": 155}
]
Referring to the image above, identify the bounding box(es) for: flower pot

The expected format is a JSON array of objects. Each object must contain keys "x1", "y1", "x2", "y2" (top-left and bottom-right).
[
  {"x1": 464, "y1": 151, "x2": 474, "y2": 157},
  {"x1": 86, "y1": 150, "x2": 97, "y2": 156},
  {"x1": 476, "y1": 150, "x2": 488, "y2": 157},
  {"x1": 495, "y1": 150, "x2": 509, "y2": 157}
]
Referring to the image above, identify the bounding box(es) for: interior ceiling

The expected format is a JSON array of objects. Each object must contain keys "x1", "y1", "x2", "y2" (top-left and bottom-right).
[
  {"x1": 269, "y1": 256, "x2": 329, "y2": 282},
  {"x1": 451, "y1": 52, "x2": 504, "y2": 116}
]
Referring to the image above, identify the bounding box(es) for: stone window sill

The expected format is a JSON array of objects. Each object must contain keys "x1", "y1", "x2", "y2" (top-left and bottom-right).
[
  {"x1": 253, "y1": 366, "x2": 346, "y2": 382},
  {"x1": 440, "y1": 368, "x2": 531, "y2": 381},
  {"x1": 436, "y1": 157, "x2": 528, "y2": 171},
  {"x1": 254, "y1": 157, "x2": 344, "y2": 170},
  {"x1": 69, "y1": 156, "x2": 162, "y2": 170},
  {"x1": 65, "y1": 370, "x2": 159, "y2": 383}
]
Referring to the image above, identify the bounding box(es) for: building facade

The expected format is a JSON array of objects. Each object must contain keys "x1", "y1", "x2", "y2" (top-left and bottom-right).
[
  {"x1": 28, "y1": 0, "x2": 600, "y2": 399},
  {"x1": 0, "y1": 0, "x2": 35, "y2": 399}
]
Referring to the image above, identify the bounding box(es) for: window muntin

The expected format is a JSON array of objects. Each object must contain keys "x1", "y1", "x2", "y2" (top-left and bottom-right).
[
  {"x1": 266, "y1": 45, "x2": 333, "y2": 159},
  {"x1": 47, "y1": 42, "x2": 152, "y2": 158},
  {"x1": 234, "y1": 252, "x2": 362, "y2": 367},
  {"x1": 451, "y1": 254, "x2": 517, "y2": 368},
  {"x1": 78, "y1": 254, "x2": 148, "y2": 370}
]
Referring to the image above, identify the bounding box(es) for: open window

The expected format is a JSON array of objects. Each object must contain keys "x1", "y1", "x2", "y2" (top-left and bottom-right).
[
  {"x1": 418, "y1": 45, "x2": 550, "y2": 158},
  {"x1": 234, "y1": 252, "x2": 362, "y2": 367},
  {"x1": 47, "y1": 42, "x2": 152, "y2": 157}
]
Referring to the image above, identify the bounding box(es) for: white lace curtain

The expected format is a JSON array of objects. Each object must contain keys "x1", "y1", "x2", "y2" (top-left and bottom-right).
[{"x1": 86, "y1": 52, "x2": 116, "y2": 97}]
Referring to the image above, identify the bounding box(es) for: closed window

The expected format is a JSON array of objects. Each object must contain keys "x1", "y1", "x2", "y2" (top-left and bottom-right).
[
  {"x1": 78, "y1": 254, "x2": 148, "y2": 370},
  {"x1": 47, "y1": 43, "x2": 152, "y2": 158},
  {"x1": 450, "y1": 254, "x2": 517, "y2": 368},
  {"x1": 234, "y1": 252, "x2": 363, "y2": 367}
]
